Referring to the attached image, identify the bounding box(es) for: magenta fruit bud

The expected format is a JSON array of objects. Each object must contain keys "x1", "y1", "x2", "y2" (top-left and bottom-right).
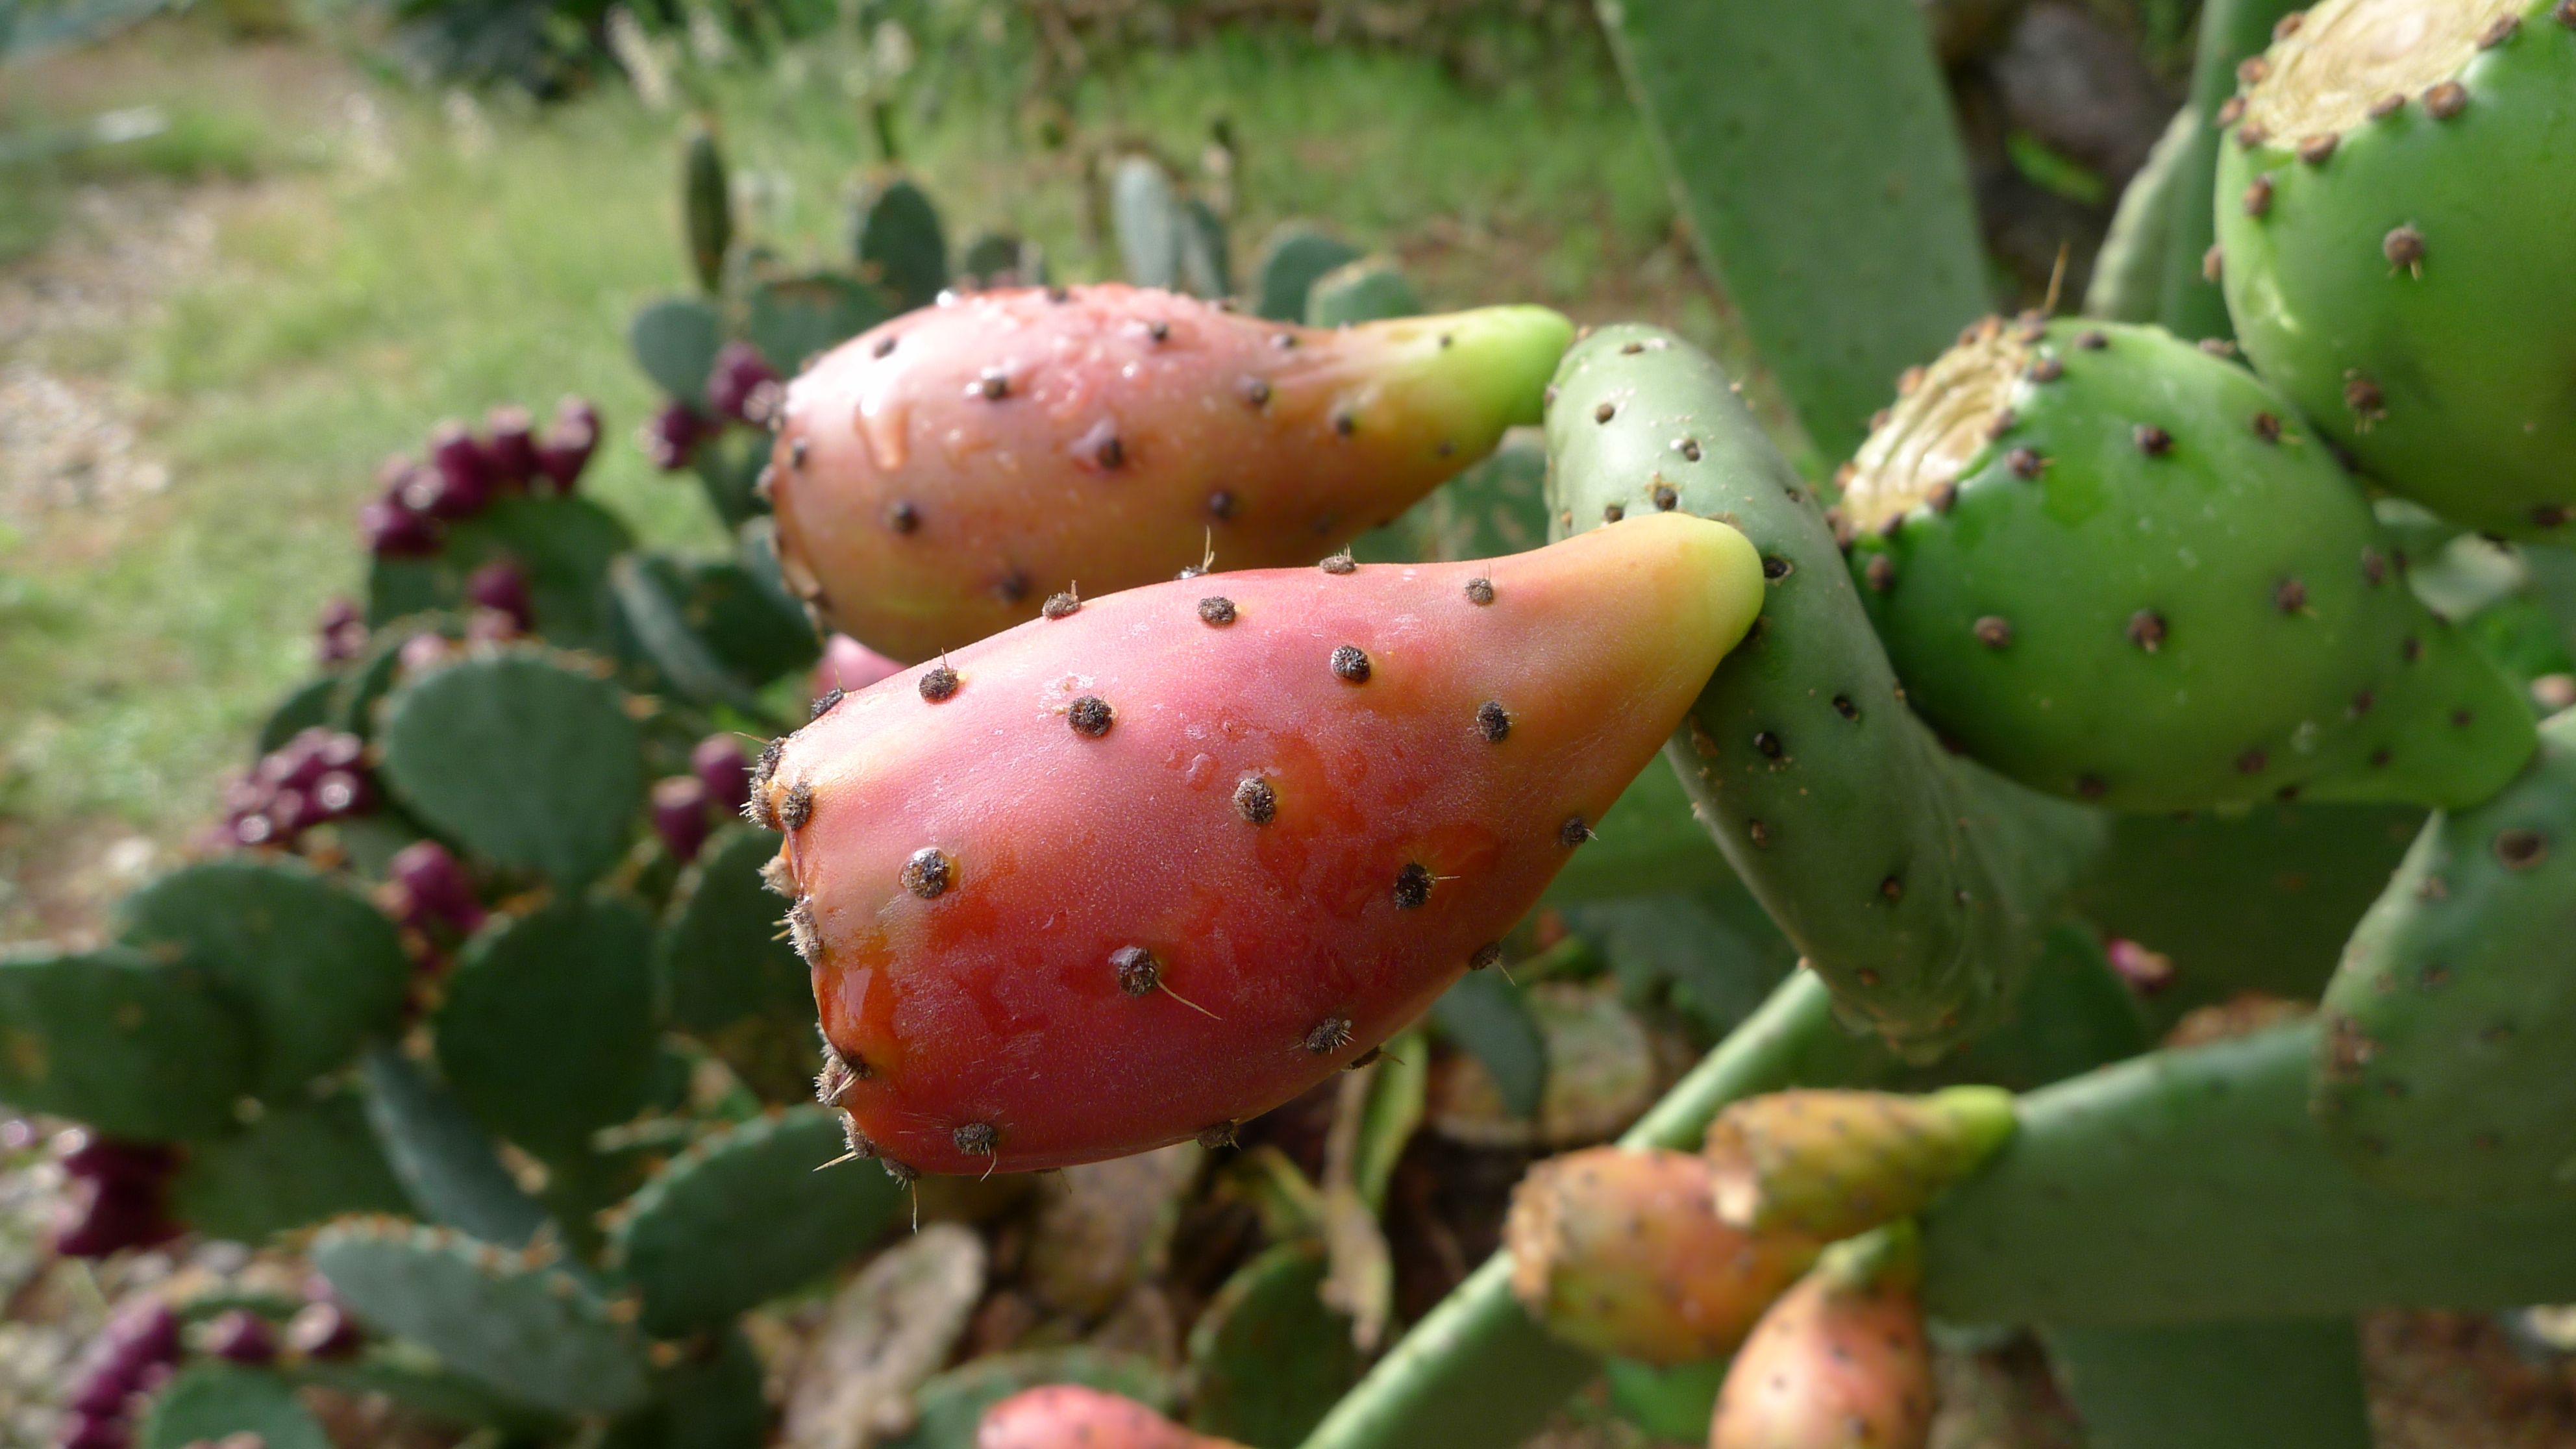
[
  {"x1": 706, "y1": 341, "x2": 782, "y2": 425},
  {"x1": 58, "y1": 1411, "x2": 130, "y2": 1449},
  {"x1": 422, "y1": 421, "x2": 494, "y2": 520},
  {"x1": 535, "y1": 397, "x2": 600, "y2": 489},
  {"x1": 203, "y1": 1310, "x2": 277, "y2": 1366},
  {"x1": 483, "y1": 404, "x2": 538, "y2": 488},
  {"x1": 651, "y1": 775, "x2": 712, "y2": 863},
  {"x1": 55, "y1": 1178, "x2": 179, "y2": 1259},
  {"x1": 359, "y1": 500, "x2": 440, "y2": 559},
  {"x1": 316, "y1": 598, "x2": 368, "y2": 665},
  {"x1": 388, "y1": 841, "x2": 482, "y2": 934},
  {"x1": 465, "y1": 560, "x2": 534, "y2": 632},
  {"x1": 285, "y1": 1302, "x2": 362, "y2": 1360},
  {"x1": 690, "y1": 734, "x2": 752, "y2": 816},
  {"x1": 66, "y1": 1361, "x2": 129, "y2": 1418},
  {"x1": 56, "y1": 1133, "x2": 175, "y2": 1186},
  {"x1": 641, "y1": 401, "x2": 708, "y2": 473},
  {"x1": 396, "y1": 632, "x2": 452, "y2": 675},
  {"x1": 311, "y1": 770, "x2": 371, "y2": 820},
  {"x1": 106, "y1": 1300, "x2": 180, "y2": 1365}
]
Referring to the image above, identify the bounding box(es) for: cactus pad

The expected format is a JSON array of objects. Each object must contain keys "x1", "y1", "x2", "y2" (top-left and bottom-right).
[
  {"x1": 611, "y1": 1107, "x2": 906, "y2": 1336},
  {"x1": 1702, "y1": 1086, "x2": 2017, "y2": 1240},
  {"x1": 142, "y1": 1363, "x2": 330, "y2": 1449},
  {"x1": 888, "y1": 1347, "x2": 1177, "y2": 1449},
  {"x1": 1305, "y1": 258, "x2": 1420, "y2": 329},
  {"x1": 369, "y1": 495, "x2": 636, "y2": 656},
  {"x1": 851, "y1": 177, "x2": 948, "y2": 313},
  {"x1": 1842, "y1": 316, "x2": 2533, "y2": 811},
  {"x1": 747, "y1": 273, "x2": 895, "y2": 378},
  {"x1": 311, "y1": 1217, "x2": 650, "y2": 1416},
  {"x1": 356, "y1": 1044, "x2": 551, "y2": 1248},
  {"x1": 117, "y1": 857, "x2": 410, "y2": 1096},
  {"x1": 1252, "y1": 224, "x2": 1361, "y2": 321},
  {"x1": 656, "y1": 826, "x2": 815, "y2": 1101},
  {"x1": 630, "y1": 296, "x2": 725, "y2": 409},
  {"x1": 0, "y1": 945, "x2": 249, "y2": 1139},
  {"x1": 433, "y1": 895, "x2": 658, "y2": 1156},
  {"x1": 2041, "y1": 1319, "x2": 2373, "y2": 1449},
  {"x1": 1185, "y1": 1243, "x2": 1363, "y2": 1446},
  {"x1": 2314, "y1": 708, "x2": 2576, "y2": 1203},
  {"x1": 378, "y1": 650, "x2": 644, "y2": 888},
  {"x1": 172, "y1": 1091, "x2": 409, "y2": 1241}
]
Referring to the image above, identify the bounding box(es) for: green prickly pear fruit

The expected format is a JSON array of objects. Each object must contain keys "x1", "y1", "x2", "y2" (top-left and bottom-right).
[
  {"x1": 767, "y1": 284, "x2": 1573, "y2": 664},
  {"x1": 2214, "y1": 0, "x2": 2576, "y2": 540},
  {"x1": 761, "y1": 517, "x2": 1765, "y2": 1174},
  {"x1": 682, "y1": 120, "x2": 730, "y2": 297},
  {"x1": 1702, "y1": 1087, "x2": 2016, "y2": 1241},
  {"x1": 1709, "y1": 1223, "x2": 1933, "y2": 1449},
  {"x1": 1504, "y1": 1146, "x2": 1822, "y2": 1365},
  {"x1": 979, "y1": 1385, "x2": 1243, "y2": 1448},
  {"x1": 1842, "y1": 316, "x2": 2532, "y2": 811},
  {"x1": 2314, "y1": 706, "x2": 2576, "y2": 1204}
]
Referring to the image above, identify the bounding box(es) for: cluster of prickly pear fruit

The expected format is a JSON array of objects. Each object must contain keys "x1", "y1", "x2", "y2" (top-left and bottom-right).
[{"x1": 359, "y1": 400, "x2": 600, "y2": 559}]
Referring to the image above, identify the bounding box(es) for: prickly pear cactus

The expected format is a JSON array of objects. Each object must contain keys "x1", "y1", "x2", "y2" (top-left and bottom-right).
[
  {"x1": 2214, "y1": 0, "x2": 2576, "y2": 540},
  {"x1": 1702, "y1": 1087, "x2": 2016, "y2": 1241},
  {"x1": 1545, "y1": 323, "x2": 2104, "y2": 1057},
  {"x1": 2314, "y1": 707, "x2": 2576, "y2": 1204},
  {"x1": 766, "y1": 519, "x2": 1763, "y2": 1174},
  {"x1": 1709, "y1": 1224, "x2": 1933, "y2": 1449},
  {"x1": 766, "y1": 286, "x2": 1572, "y2": 663},
  {"x1": 1840, "y1": 316, "x2": 2533, "y2": 812}
]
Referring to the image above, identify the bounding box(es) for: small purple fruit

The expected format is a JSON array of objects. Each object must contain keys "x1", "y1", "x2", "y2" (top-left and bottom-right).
[
  {"x1": 484, "y1": 404, "x2": 538, "y2": 489},
  {"x1": 311, "y1": 770, "x2": 371, "y2": 820},
  {"x1": 652, "y1": 775, "x2": 712, "y2": 863},
  {"x1": 422, "y1": 421, "x2": 494, "y2": 519},
  {"x1": 359, "y1": 500, "x2": 440, "y2": 559},
  {"x1": 58, "y1": 1411, "x2": 129, "y2": 1449},
  {"x1": 641, "y1": 401, "x2": 708, "y2": 473},
  {"x1": 66, "y1": 1362, "x2": 128, "y2": 1418},
  {"x1": 465, "y1": 560, "x2": 534, "y2": 633},
  {"x1": 285, "y1": 1302, "x2": 362, "y2": 1360},
  {"x1": 535, "y1": 397, "x2": 601, "y2": 489},
  {"x1": 387, "y1": 841, "x2": 483, "y2": 934},
  {"x1": 229, "y1": 812, "x2": 279, "y2": 848},
  {"x1": 56, "y1": 1133, "x2": 175, "y2": 1186},
  {"x1": 706, "y1": 341, "x2": 782, "y2": 425},
  {"x1": 690, "y1": 734, "x2": 752, "y2": 817},
  {"x1": 316, "y1": 598, "x2": 369, "y2": 665},
  {"x1": 55, "y1": 1177, "x2": 182, "y2": 1259},
  {"x1": 396, "y1": 632, "x2": 452, "y2": 675},
  {"x1": 106, "y1": 1300, "x2": 180, "y2": 1365},
  {"x1": 203, "y1": 1310, "x2": 277, "y2": 1366},
  {"x1": 260, "y1": 730, "x2": 333, "y2": 791}
]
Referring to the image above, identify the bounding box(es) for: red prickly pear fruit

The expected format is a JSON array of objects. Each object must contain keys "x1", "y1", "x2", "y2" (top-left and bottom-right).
[
  {"x1": 1709, "y1": 1224, "x2": 1933, "y2": 1449},
  {"x1": 652, "y1": 775, "x2": 713, "y2": 863},
  {"x1": 642, "y1": 400, "x2": 710, "y2": 473},
  {"x1": 765, "y1": 515, "x2": 1765, "y2": 1173},
  {"x1": 423, "y1": 421, "x2": 494, "y2": 519},
  {"x1": 359, "y1": 499, "x2": 440, "y2": 558},
  {"x1": 1702, "y1": 1088, "x2": 2016, "y2": 1241},
  {"x1": 767, "y1": 283, "x2": 1576, "y2": 663},
  {"x1": 203, "y1": 1309, "x2": 277, "y2": 1365},
  {"x1": 284, "y1": 1300, "x2": 362, "y2": 1360},
  {"x1": 813, "y1": 633, "x2": 903, "y2": 702},
  {"x1": 707, "y1": 341, "x2": 783, "y2": 425},
  {"x1": 1505, "y1": 1146, "x2": 1821, "y2": 1365},
  {"x1": 387, "y1": 840, "x2": 484, "y2": 934},
  {"x1": 483, "y1": 404, "x2": 538, "y2": 489},
  {"x1": 536, "y1": 397, "x2": 602, "y2": 489},
  {"x1": 977, "y1": 1386, "x2": 1243, "y2": 1449},
  {"x1": 692, "y1": 735, "x2": 754, "y2": 816},
  {"x1": 465, "y1": 560, "x2": 535, "y2": 632}
]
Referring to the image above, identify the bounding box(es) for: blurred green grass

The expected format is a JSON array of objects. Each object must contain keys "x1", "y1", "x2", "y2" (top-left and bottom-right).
[{"x1": 0, "y1": 22, "x2": 1708, "y2": 930}]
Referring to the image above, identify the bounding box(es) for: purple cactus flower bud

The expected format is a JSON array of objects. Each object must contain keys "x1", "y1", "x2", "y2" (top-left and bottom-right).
[
  {"x1": 58, "y1": 1411, "x2": 130, "y2": 1449},
  {"x1": 285, "y1": 1302, "x2": 362, "y2": 1360},
  {"x1": 203, "y1": 1311, "x2": 277, "y2": 1366},
  {"x1": 397, "y1": 632, "x2": 452, "y2": 676},
  {"x1": 706, "y1": 342, "x2": 782, "y2": 425},
  {"x1": 55, "y1": 1179, "x2": 180, "y2": 1260},
  {"x1": 388, "y1": 841, "x2": 483, "y2": 934},
  {"x1": 423, "y1": 421, "x2": 494, "y2": 520},
  {"x1": 261, "y1": 729, "x2": 334, "y2": 791},
  {"x1": 229, "y1": 811, "x2": 279, "y2": 849},
  {"x1": 1, "y1": 1117, "x2": 34, "y2": 1150},
  {"x1": 311, "y1": 770, "x2": 371, "y2": 820},
  {"x1": 317, "y1": 609, "x2": 369, "y2": 667},
  {"x1": 535, "y1": 397, "x2": 601, "y2": 490},
  {"x1": 641, "y1": 401, "x2": 708, "y2": 473},
  {"x1": 223, "y1": 776, "x2": 273, "y2": 818},
  {"x1": 2106, "y1": 938, "x2": 2175, "y2": 995},
  {"x1": 317, "y1": 732, "x2": 364, "y2": 772},
  {"x1": 66, "y1": 1361, "x2": 129, "y2": 1418},
  {"x1": 651, "y1": 775, "x2": 712, "y2": 863},
  {"x1": 813, "y1": 634, "x2": 903, "y2": 702},
  {"x1": 375, "y1": 454, "x2": 421, "y2": 498},
  {"x1": 690, "y1": 735, "x2": 752, "y2": 817},
  {"x1": 56, "y1": 1133, "x2": 175, "y2": 1186},
  {"x1": 268, "y1": 789, "x2": 318, "y2": 838},
  {"x1": 464, "y1": 560, "x2": 534, "y2": 632},
  {"x1": 106, "y1": 1300, "x2": 180, "y2": 1365},
  {"x1": 483, "y1": 405, "x2": 538, "y2": 489},
  {"x1": 359, "y1": 500, "x2": 441, "y2": 559}
]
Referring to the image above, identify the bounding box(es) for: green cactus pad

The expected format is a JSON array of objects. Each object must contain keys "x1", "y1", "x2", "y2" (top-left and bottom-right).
[
  {"x1": 958, "y1": 230, "x2": 1045, "y2": 288},
  {"x1": 1546, "y1": 324, "x2": 2105, "y2": 1058},
  {"x1": 172, "y1": 1090, "x2": 410, "y2": 1241},
  {"x1": 657, "y1": 826, "x2": 813, "y2": 1101},
  {"x1": 747, "y1": 273, "x2": 895, "y2": 379},
  {"x1": 1429, "y1": 972, "x2": 1547, "y2": 1121},
  {"x1": 2314, "y1": 708, "x2": 2576, "y2": 1203},
  {"x1": 1842, "y1": 317, "x2": 2533, "y2": 811},
  {"x1": 141, "y1": 1363, "x2": 330, "y2": 1449},
  {"x1": 2042, "y1": 1319, "x2": 2373, "y2": 1449},
  {"x1": 256, "y1": 675, "x2": 340, "y2": 755},
  {"x1": 369, "y1": 493, "x2": 635, "y2": 654},
  {"x1": 0, "y1": 944, "x2": 248, "y2": 1139},
  {"x1": 612, "y1": 552, "x2": 815, "y2": 717},
  {"x1": 1920, "y1": 1022, "x2": 2576, "y2": 1323},
  {"x1": 2084, "y1": 109, "x2": 2195, "y2": 324},
  {"x1": 682, "y1": 123, "x2": 731, "y2": 296},
  {"x1": 1253, "y1": 223, "x2": 1361, "y2": 321},
  {"x1": 311, "y1": 1217, "x2": 649, "y2": 1417},
  {"x1": 2216, "y1": 0, "x2": 2576, "y2": 539},
  {"x1": 611, "y1": 1106, "x2": 906, "y2": 1336},
  {"x1": 2153, "y1": 0, "x2": 2309, "y2": 341},
  {"x1": 1187, "y1": 1243, "x2": 1363, "y2": 1448},
  {"x1": 1305, "y1": 258, "x2": 1420, "y2": 329},
  {"x1": 850, "y1": 177, "x2": 948, "y2": 312},
  {"x1": 328, "y1": 618, "x2": 432, "y2": 740},
  {"x1": 603, "y1": 1327, "x2": 768, "y2": 1449},
  {"x1": 2072, "y1": 802, "x2": 2421, "y2": 1022},
  {"x1": 1109, "y1": 156, "x2": 1228, "y2": 297},
  {"x1": 357, "y1": 1044, "x2": 551, "y2": 1248},
  {"x1": 631, "y1": 295, "x2": 726, "y2": 409},
  {"x1": 886, "y1": 1348, "x2": 1176, "y2": 1449},
  {"x1": 290, "y1": 1354, "x2": 566, "y2": 1437},
  {"x1": 117, "y1": 857, "x2": 410, "y2": 1096},
  {"x1": 1891, "y1": 924, "x2": 2149, "y2": 1094},
  {"x1": 377, "y1": 649, "x2": 643, "y2": 888},
  {"x1": 433, "y1": 895, "x2": 658, "y2": 1156},
  {"x1": 1596, "y1": 0, "x2": 1985, "y2": 460}
]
